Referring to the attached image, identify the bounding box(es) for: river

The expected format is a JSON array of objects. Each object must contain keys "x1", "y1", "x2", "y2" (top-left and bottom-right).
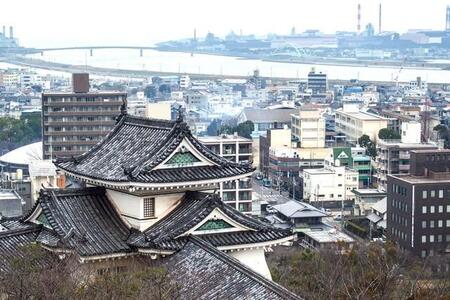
[{"x1": 21, "y1": 49, "x2": 450, "y2": 84}]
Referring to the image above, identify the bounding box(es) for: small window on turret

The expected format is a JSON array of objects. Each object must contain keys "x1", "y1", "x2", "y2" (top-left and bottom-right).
[{"x1": 143, "y1": 197, "x2": 155, "y2": 218}]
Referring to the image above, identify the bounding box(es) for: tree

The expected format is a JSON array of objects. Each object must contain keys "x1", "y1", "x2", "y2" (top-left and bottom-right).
[
  {"x1": 235, "y1": 120, "x2": 254, "y2": 139},
  {"x1": 268, "y1": 242, "x2": 450, "y2": 300},
  {"x1": 144, "y1": 85, "x2": 157, "y2": 99},
  {"x1": 358, "y1": 134, "x2": 377, "y2": 159},
  {"x1": 378, "y1": 128, "x2": 401, "y2": 140},
  {"x1": 217, "y1": 121, "x2": 254, "y2": 139},
  {"x1": 434, "y1": 124, "x2": 450, "y2": 148},
  {"x1": 158, "y1": 84, "x2": 171, "y2": 94},
  {"x1": 207, "y1": 119, "x2": 222, "y2": 136},
  {"x1": 0, "y1": 114, "x2": 42, "y2": 151},
  {"x1": 0, "y1": 244, "x2": 180, "y2": 300},
  {"x1": 358, "y1": 134, "x2": 371, "y2": 148}
]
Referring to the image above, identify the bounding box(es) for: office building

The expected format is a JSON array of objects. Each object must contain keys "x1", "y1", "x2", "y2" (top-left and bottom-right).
[
  {"x1": 387, "y1": 149, "x2": 450, "y2": 259},
  {"x1": 42, "y1": 73, "x2": 127, "y2": 159},
  {"x1": 335, "y1": 103, "x2": 389, "y2": 143},
  {"x1": 238, "y1": 108, "x2": 294, "y2": 138},
  {"x1": 198, "y1": 134, "x2": 253, "y2": 213},
  {"x1": 307, "y1": 69, "x2": 327, "y2": 96},
  {"x1": 291, "y1": 107, "x2": 326, "y2": 148}
]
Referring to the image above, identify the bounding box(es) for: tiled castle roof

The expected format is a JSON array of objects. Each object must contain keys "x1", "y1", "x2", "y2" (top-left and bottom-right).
[{"x1": 56, "y1": 115, "x2": 253, "y2": 184}]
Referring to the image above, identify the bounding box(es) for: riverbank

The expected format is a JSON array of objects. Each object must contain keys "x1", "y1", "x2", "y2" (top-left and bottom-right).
[
  {"x1": 155, "y1": 47, "x2": 450, "y2": 71},
  {"x1": 3, "y1": 50, "x2": 449, "y2": 85}
]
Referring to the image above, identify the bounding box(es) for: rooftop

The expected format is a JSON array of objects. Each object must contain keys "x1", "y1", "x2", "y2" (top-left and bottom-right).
[
  {"x1": 198, "y1": 135, "x2": 252, "y2": 144},
  {"x1": 303, "y1": 224, "x2": 354, "y2": 244},
  {"x1": 337, "y1": 109, "x2": 389, "y2": 121},
  {"x1": 241, "y1": 108, "x2": 295, "y2": 123},
  {"x1": 57, "y1": 114, "x2": 253, "y2": 187},
  {"x1": 352, "y1": 189, "x2": 386, "y2": 196},
  {"x1": 42, "y1": 90, "x2": 126, "y2": 96},
  {"x1": 378, "y1": 140, "x2": 437, "y2": 148},
  {"x1": 0, "y1": 142, "x2": 42, "y2": 166},
  {"x1": 272, "y1": 200, "x2": 328, "y2": 219},
  {"x1": 389, "y1": 172, "x2": 450, "y2": 184}
]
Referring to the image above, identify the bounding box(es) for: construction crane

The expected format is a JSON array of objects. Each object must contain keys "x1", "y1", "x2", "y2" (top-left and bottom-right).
[{"x1": 393, "y1": 57, "x2": 407, "y2": 88}]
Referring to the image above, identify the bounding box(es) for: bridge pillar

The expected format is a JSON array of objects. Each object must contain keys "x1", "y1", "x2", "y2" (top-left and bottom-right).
[
  {"x1": 140, "y1": 49, "x2": 143, "y2": 57},
  {"x1": 90, "y1": 49, "x2": 93, "y2": 56}
]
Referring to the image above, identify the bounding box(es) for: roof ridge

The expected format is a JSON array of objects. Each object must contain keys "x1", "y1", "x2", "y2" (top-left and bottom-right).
[
  {"x1": 188, "y1": 236, "x2": 302, "y2": 300},
  {"x1": 122, "y1": 114, "x2": 176, "y2": 128},
  {"x1": 0, "y1": 224, "x2": 41, "y2": 239}
]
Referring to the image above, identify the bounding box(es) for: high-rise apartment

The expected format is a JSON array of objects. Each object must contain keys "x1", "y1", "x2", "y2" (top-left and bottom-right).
[
  {"x1": 42, "y1": 74, "x2": 127, "y2": 159},
  {"x1": 198, "y1": 134, "x2": 253, "y2": 213}
]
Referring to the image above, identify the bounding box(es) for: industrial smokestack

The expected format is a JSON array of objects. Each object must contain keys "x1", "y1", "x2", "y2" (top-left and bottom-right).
[
  {"x1": 9, "y1": 26, "x2": 13, "y2": 39},
  {"x1": 379, "y1": 3, "x2": 382, "y2": 34},
  {"x1": 446, "y1": 5, "x2": 450, "y2": 31},
  {"x1": 357, "y1": 3, "x2": 361, "y2": 32}
]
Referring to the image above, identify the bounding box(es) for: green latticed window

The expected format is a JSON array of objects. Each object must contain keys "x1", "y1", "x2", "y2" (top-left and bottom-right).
[
  {"x1": 166, "y1": 151, "x2": 201, "y2": 166},
  {"x1": 36, "y1": 213, "x2": 50, "y2": 227},
  {"x1": 196, "y1": 219, "x2": 234, "y2": 231}
]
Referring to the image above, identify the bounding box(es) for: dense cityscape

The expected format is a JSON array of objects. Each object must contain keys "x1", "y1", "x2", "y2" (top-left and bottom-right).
[{"x1": 0, "y1": 1, "x2": 450, "y2": 299}]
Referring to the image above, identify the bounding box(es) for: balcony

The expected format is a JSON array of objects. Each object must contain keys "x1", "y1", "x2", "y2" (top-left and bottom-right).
[
  {"x1": 44, "y1": 121, "x2": 116, "y2": 126},
  {"x1": 399, "y1": 153, "x2": 410, "y2": 160},
  {"x1": 44, "y1": 130, "x2": 111, "y2": 136},
  {"x1": 222, "y1": 182, "x2": 236, "y2": 190},
  {"x1": 44, "y1": 111, "x2": 120, "y2": 116},
  {"x1": 239, "y1": 180, "x2": 252, "y2": 189},
  {"x1": 399, "y1": 164, "x2": 410, "y2": 171},
  {"x1": 44, "y1": 140, "x2": 99, "y2": 146},
  {"x1": 44, "y1": 101, "x2": 123, "y2": 107}
]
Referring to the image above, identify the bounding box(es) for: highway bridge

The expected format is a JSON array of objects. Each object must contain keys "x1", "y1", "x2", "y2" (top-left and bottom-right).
[{"x1": 0, "y1": 46, "x2": 157, "y2": 56}]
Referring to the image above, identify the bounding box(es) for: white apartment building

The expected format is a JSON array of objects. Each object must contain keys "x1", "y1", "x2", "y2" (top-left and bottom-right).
[
  {"x1": 179, "y1": 74, "x2": 191, "y2": 89},
  {"x1": 335, "y1": 103, "x2": 389, "y2": 143},
  {"x1": 291, "y1": 108, "x2": 325, "y2": 148},
  {"x1": 198, "y1": 134, "x2": 253, "y2": 214},
  {"x1": 303, "y1": 161, "x2": 359, "y2": 214}
]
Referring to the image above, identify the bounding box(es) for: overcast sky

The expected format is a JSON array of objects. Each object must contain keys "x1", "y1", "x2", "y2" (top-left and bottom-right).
[{"x1": 1, "y1": 0, "x2": 449, "y2": 47}]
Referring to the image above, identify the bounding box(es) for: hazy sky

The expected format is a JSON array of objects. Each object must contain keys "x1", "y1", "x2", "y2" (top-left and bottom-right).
[{"x1": 1, "y1": 0, "x2": 449, "y2": 47}]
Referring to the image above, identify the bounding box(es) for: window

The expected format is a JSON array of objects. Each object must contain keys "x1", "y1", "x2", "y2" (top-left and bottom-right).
[
  {"x1": 447, "y1": 220, "x2": 450, "y2": 227},
  {"x1": 422, "y1": 206, "x2": 427, "y2": 214},
  {"x1": 143, "y1": 197, "x2": 155, "y2": 218},
  {"x1": 430, "y1": 220, "x2": 435, "y2": 228},
  {"x1": 421, "y1": 250, "x2": 426, "y2": 258},
  {"x1": 448, "y1": 205, "x2": 450, "y2": 213},
  {"x1": 422, "y1": 190, "x2": 427, "y2": 199},
  {"x1": 438, "y1": 235, "x2": 443, "y2": 242},
  {"x1": 429, "y1": 235, "x2": 435, "y2": 243},
  {"x1": 439, "y1": 190, "x2": 444, "y2": 198},
  {"x1": 439, "y1": 205, "x2": 443, "y2": 213},
  {"x1": 422, "y1": 221, "x2": 427, "y2": 229},
  {"x1": 430, "y1": 190, "x2": 435, "y2": 198},
  {"x1": 430, "y1": 206, "x2": 435, "y2": 213},
  {"x1": 421, "y1": 235, "x2": 426, "y2": 243},
  {"x1": 447, "y1": 235, "x2": 450, "y2": 242},
  {"x1": 438, "y1": 220, "x2": 443, "y2": 228}
]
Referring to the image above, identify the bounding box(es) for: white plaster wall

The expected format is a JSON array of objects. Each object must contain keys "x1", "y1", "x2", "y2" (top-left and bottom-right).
[
  {"x1": 230, "y1": 248, "x2": 272, "y2": 280},
  {"x1": 107, "y1": 190, "x2": 142, "y2": 219},
  {"x1": 106, "y1": 190, "x2": 183, "y2": 231}
]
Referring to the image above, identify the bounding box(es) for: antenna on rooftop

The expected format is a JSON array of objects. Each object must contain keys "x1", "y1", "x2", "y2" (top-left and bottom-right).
[
  {"x1": 357, "y1": 2, "x2": 361, "y2": 33},
  {"x1": 176, "y1": 106, "x2": 184, "y2": 122}
]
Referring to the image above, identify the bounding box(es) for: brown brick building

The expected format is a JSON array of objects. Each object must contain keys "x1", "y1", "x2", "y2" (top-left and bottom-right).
[
  {"x1": 387, "y1": 149, "x2": 450, "y2": 260},
  {"x1": 42, "y1": 74, "x2": 127, "y2": 159}
]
